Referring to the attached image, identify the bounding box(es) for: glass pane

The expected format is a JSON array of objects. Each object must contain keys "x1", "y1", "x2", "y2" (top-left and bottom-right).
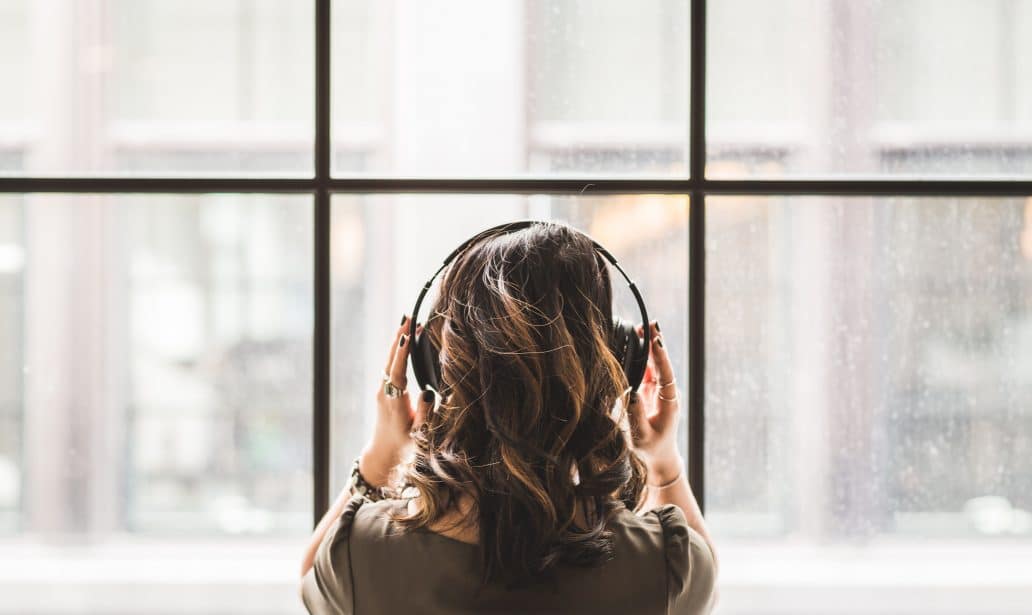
[
  {"x1": 331, "y1": 195, "x2": 689, "y2": 490},
  {"x1": 332, "y1": 1, "x2": 689, "y2": 176},
  {"x1": 708, "y1": 0, "x2": 1032, "y2": 177},
  {"x1": 708, "y1": 196, "x2": 1032, "y2": 612},
  {"x1": 0, "y1": 195, "x2": 311, "y2": 613},
  {"x1": 0, "y1": 1, "x2": 312, "y2": 176},
  {"x1": 0, "y1": 3, "x2": 27, "y2": 172},
  {"x1": 0, "y1": 197, "x2": 22, "y2": 534}
]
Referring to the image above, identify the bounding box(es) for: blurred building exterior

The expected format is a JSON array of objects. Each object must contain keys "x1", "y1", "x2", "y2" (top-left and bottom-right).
[{"x1": 0, "y1": 1, "x2": 1030, "y2": 613}]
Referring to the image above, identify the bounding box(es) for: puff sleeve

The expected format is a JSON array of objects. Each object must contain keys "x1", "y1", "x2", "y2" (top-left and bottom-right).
[
  {"x1": 653, "y1": 504, "x2": 717, "y2": 615},
  {"x1": 301, "y1": 495, "x2": 367, "y2": 615}
]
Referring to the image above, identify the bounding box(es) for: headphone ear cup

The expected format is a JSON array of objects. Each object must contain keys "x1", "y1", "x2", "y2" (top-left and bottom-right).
[
  {"x1": 611, "y1": 318, "x2": 648, "y2": 392},
  {"x1": 410, "y1": 326, "x2": 442, "y2": 393}
]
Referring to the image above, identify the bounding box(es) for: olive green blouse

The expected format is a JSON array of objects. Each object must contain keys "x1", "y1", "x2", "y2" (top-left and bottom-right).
[{"x1": 302, "y1": 495, "x2": 716, "y2": 614}]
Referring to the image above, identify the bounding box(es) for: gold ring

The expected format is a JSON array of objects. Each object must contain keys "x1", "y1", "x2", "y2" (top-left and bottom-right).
[
  {"x1": 383, "y1": 380, "x2": 403, "y2": 399},
  {"x1": 382, "y1": 372, "x2": 404, "y2": 399},
  {"x1": 658, "y1": 391, "x2": 678, "y2": 402},
  {"x1": 658, "y1": 379, "x2": 677, "y2": 389}
]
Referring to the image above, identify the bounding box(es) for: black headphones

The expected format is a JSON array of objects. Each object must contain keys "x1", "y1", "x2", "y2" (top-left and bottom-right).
[{"x1": 406, "y1": 220, "x2": 652, "y2": 394}]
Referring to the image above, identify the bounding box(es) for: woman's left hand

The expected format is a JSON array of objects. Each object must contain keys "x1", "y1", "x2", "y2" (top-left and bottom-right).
[{"x1": 359, "y1": 316, "x2": 435, "y2": 487}]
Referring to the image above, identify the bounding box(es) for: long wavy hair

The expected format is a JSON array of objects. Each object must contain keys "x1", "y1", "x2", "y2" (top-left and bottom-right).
[{"x1": 395, "y1": 221, "x2": 646, "y2": 588}]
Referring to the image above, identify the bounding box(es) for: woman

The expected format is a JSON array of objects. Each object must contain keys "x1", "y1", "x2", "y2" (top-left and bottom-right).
[{"x1": 300, "y1": 221, "x2": 718, "y2": 614}]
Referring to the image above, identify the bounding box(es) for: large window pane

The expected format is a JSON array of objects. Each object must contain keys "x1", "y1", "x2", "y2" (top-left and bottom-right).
[
  {"x1": 0, "y1": 1, "x2": 312, "y2": 176},
  {"x1": 707, "y1": 196, "x2": 1032, "y2": 613},
  {"x1": 330, "y1": 195, "x2": 689, "y2": 490},
  {"x1": 0, "y1": 198, "x2": 22, "y2": 533},
  {"x1": 709, "y1": 0, "x2": 1032, "y2": 178},
  {"x1": 0, "y1": 194, "x2": 311, "y2": 614},
  {"x1": 0, "y1": 2, "x2": 27, "y2": 172},
  {"x1": 332, "y1": 1, "x2": 689, "y2": 176}
]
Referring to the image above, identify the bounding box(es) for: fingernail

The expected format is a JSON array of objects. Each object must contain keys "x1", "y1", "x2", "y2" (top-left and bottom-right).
[
  {"x1": 655, "y1": 321, "x2": 661, "y2": 333},
  {"x1": 399, "y1": 334, "x2": 407, "y2": 347},
  {"x1": 656, "y1": 337, "x2": 664, "y2": 348},
  {"x1": 400, "y1": 314, "x2": 408, "y2": 326},
  {"x1": 422, "y1": 390, "x2": 434, "y2": 403}
]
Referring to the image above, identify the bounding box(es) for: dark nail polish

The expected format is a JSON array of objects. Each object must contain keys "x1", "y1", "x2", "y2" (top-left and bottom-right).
[
  {"x1": 656, "y1": 337, "x2": 664, "y2": 348},
  {"x1": 400, "y1": 314, "x2": 408, "y2": 326},
  {"x1": 399, "y1": 335, "x2": 407, "y2": 347},
  {"x1": 655, "y1": 321, "x2": 661, "y2": 332},
  {"x1": 422, "y1": 390, "x2": 434, "y2": 403}
]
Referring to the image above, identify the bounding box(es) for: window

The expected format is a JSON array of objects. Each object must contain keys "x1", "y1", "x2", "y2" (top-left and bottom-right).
[
  {"x1": 0, "y1": 198, "x2": 20, "y2": 533},
  {"x1": 1, "y1": 1, "x2": 313, "y2": 176},
  {"x1": 1, "y1": 1, "x2": 1031, "y2": 614},
  {"x1": 330, "y1": 0, "x2": 689, "y2": 176},
  {"x1": 707, "y1": 196, "x2": 1032, "y2": 609},
  {"x1": 708, "y1": 0, "x2": 1032, "y2": 177}
]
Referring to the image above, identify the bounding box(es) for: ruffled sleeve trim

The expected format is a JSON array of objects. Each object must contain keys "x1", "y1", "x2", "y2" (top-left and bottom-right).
[
  {"x1": 335, "y1": 494, "x2": 366, "y2": 542},
  {"x1": 653, "y1": 504, "x2": 716, "y2": 614},
  {"x1": 301, "y1": 495, "x2": 367, "y2": 614}
]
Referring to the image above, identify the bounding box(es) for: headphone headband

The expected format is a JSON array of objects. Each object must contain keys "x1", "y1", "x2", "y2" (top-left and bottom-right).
[{"x1": 407, "y1": 220, "x2": 651, "y2": 392}]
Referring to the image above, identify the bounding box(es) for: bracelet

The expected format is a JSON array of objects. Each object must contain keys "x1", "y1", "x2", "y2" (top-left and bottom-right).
[
  {"x1": 647, "y1": 470, "x2": 684, "y2": 490},
  {"x1": 348, "y1": 456, "x2": 390, "y2": 502}
]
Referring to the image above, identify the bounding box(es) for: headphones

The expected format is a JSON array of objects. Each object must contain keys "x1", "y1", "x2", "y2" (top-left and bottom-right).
[{"x1": 406, "y1": 220, "x2": 652, "y2": 394}]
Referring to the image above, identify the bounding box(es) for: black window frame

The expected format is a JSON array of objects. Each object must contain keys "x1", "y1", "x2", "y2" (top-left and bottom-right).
[{"x1": 3, "y1": 0, "x2": 1032, "y2": 529}]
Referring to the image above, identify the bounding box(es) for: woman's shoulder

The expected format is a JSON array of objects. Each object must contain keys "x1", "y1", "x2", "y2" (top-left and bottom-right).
[
  {"x1": 610, "y1": 504, "x2": 717, "y2": 613},
  {"x1": 346, "y1": 495, "x2": 400, "y2": 532},
  {"x1": 301, "y1": 496, "x2": 368, "y2": 614},
  {"x1": 312, "y1": 493, "x2": 396, "y2": 549},
  {"x1": 609, "y1": 501, "x2": 688, "y2": 543},
  {"x1": 302, "y1": 495, "x2": 427, "y2": 614},
  {"x1": 346, "y1": 496, "x2": 474, "y2": 550}
]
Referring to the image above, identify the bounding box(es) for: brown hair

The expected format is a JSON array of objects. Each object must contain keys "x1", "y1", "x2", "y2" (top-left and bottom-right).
[{"x1": 396, "y1": 221, "x2": 646, "y2": 588}]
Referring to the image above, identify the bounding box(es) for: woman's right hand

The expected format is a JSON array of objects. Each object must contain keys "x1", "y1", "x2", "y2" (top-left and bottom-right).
[
  {"x1": 627, "y1": 320, "x2": 684, "y2": 485},
  {"x1": 628, "y1": 322, "x2": 719, "y2": 577}
]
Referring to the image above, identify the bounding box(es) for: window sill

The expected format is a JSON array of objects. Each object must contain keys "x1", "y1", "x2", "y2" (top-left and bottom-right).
[{"x1": 716, "y1": 539, "x2": 1032, "y2": 614}]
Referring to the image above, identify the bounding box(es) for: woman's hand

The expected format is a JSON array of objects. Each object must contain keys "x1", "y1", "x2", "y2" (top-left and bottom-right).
[
  {"x1": 360, "y1": 316, "x2": 435, "y2": 487},
  {"x1": 627, "y1": 321, "x2": 718, "y2": 574},
  {"x1": 627, "y1": 320, "x2": 684, "y2": 485}
]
